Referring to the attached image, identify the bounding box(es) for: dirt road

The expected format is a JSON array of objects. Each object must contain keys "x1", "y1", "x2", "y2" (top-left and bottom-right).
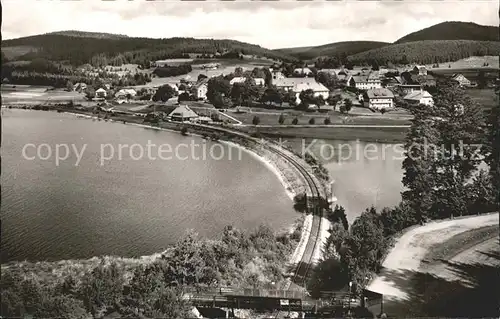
[{"x1": 367, "y1": 213, "x2": 498, "y2": 301}]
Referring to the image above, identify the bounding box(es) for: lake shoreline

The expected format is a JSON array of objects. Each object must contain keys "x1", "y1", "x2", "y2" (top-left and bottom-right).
[{"x1": 2, "y1": 107, "x2": 311, "y2": 269}]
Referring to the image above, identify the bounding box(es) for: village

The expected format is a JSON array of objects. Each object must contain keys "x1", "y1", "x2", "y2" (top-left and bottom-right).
[{"x1": 67, "y1": 59, "x2": 494, "y2": 128}]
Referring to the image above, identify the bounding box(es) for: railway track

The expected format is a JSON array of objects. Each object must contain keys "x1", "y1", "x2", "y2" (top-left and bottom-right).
[
  {"x1": 264, "y1": 143, "x2": 324, "y2": 318},
  {"x1": 184, "y1": 123, "x2": 326, "y2": 318}
]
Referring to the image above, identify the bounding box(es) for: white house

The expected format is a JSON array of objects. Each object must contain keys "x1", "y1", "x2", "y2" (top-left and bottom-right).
[
  {"x1": 271, "y1": 70, "x2": 285, "y2": 80},
  {"x1": 95, "y1": 88, "x2": 107, "y2": 99},
  {"x1": 397, "y1": 84, "x2": 422, "y2": 95},
  {"x1": 366, "y1": 88, "x2": 394, "y2": 110},
  {"x1": 229, "y1": 77, "x2": 246, "y2": 85},
  {"x1": 292, "y1": 81, "x2": 329, "y2": 100},
  {"x1": 293, "y1": 67, "x2": 313, "y2": 77},
  {"x1": 191, "y1": 80, "x2": 208, "y2": 100},
  {"x1": 273, "y1": 78, "x2": 304, "y2": 91},
  {"x1": 451, "y1": 73, "x2": 472, "y2": 87},
  {"x1": 348, "y1": 74, "x2": 381, "y2": 90},
  {"x1": 115, "y1": 88, "x2": 137, "y2": 98},
  {"x1": 404, "y1": 90, "x2": 434, "y2": 106},
  {"x1": 254, "y1": 78, "x2": 265, "y2": 86},
  {"x1": 168, "y1": 105, "x2": 199, "y2": 122}
]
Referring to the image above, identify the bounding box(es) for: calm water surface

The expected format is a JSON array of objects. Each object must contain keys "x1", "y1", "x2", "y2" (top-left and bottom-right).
[
  {"x1": 284, "y1": 138, "x2": 404, "y2": 222},
  {"x1": 1, "y1": 109, "x2": 296, "y2": 262}
]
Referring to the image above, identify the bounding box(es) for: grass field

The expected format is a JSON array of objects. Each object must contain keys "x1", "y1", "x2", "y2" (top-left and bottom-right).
[
  {"x1": 230, "y1": 109, "x2": 412, "y2": 126},
  {"x1": 133, "y1": 59, "x2": 273, "y2": 88},
  {"x1": 237, "y1": 125, "x2": 409, "y2": 143},
  {"x1": 467, "y1": 88, "x2": 498, "y2": 110},
  {"x1": 1, "y1": 86, "x2": 86, "y2": 104}
]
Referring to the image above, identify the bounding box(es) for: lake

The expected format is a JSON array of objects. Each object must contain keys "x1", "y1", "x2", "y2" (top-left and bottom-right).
[
  {"x1": 284, "y1": 138, "x2": 405, "y2": 222},
  {"x1": 1, "y1": 109, "x2": 297, "y2": 262}
]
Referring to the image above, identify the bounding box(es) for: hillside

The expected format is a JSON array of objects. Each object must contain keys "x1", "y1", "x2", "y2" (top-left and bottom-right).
[
  {"x1": 395, "y1": 22, "x2": 499, "y2": 44},
  {"x1": 48, "y1": 30, "x2": 130, "y2": 39},
  {"x1": 275, "y1": 41, "x2": 389, "y2": 60},
  {"x1": 348, "y1": 40, "x2": 500, "y2": 65},
  {"x1": 1, "y1": 32, "x2": 297, "y2": 67}
]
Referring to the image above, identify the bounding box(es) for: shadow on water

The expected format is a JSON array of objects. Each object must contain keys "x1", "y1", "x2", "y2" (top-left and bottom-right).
[{"x1": 378, "y1": 247, "x2": 500, "y2": 318}]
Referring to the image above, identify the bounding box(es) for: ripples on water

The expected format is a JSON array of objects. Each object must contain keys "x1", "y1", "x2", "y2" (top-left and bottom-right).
[{"x1": 1, "y1": 110, "x2": 295, "y2": 262}]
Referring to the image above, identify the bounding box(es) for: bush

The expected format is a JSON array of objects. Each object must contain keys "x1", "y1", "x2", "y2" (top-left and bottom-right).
[
  {"x1": 252, "y1": 116, "x2": 260, "y2": 125},
  {"x1": 308, "y1": 118, "x2": 315, "y2": 125},
  {"x1": 324, "y1": 117, "x2": 331, "y2": 125},
  {"x1": 292, "y1": 117, "x2": 299, "y2": 125},
  {"x1": 278, "y1": 114, "x2": 285, "y2": 125},
  {"x1": 180, "y1": 127, "x2": 188, "y2": 136}
]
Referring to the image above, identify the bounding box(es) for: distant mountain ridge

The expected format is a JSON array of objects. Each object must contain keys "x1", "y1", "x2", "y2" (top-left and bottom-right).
[
  {"x1": 348, "y1": 40, "x2": 500, "y2": 65},
  {"x1": 2, "y1": 33, "x2": 297, "y2": 66},
  {"x1": 275, "y1": 21, "x2": 499, "y2": 63},
  {"x1": 47, "y1": 30, "x2": 130, "y2": 40},
  {"x1": 275, "y1": 41, "x2": 389, "y2": 60},
  {"x1": 395, "y1": 21, "x2": 499, "y2": 44}
]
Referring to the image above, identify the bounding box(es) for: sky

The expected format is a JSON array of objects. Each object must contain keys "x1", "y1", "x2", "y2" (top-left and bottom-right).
[{"x1": 2, "y1": 0, "x2": 498, "y2": 49}]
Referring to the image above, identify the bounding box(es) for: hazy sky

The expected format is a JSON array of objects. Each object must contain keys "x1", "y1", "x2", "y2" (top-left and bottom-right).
[{"x1": 2, "y1": 0, "x2": 498, "y2": 49}]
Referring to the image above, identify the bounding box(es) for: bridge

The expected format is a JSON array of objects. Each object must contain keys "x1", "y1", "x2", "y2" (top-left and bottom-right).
[
  {"x1": 184, "y1": 287, "x2": 383, "y2": 317},
  {"x1": 184, "y1": 287, "x2": 356, "y2": 313}
]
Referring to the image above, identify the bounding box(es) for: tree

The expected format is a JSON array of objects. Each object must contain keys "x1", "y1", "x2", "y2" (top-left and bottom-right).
[
  {"x1": 234, "y1": 67, "x2": 244, "y2": 77},
  {"x1": 316, "y1": 72, "x2": 338, "y2": 90},
  {"x1": 340, "y1": 207, "x2": 388, "y2": 291},
  {"x1": 309, "y1": 117, "x2": 315, "y2": 125},
  {"x1": 80, "y1": 261, "x2": 125, "y2": 316},
  {"x1": 152, "y1": 84, "x2": 175, "y2": 102},
  {"x1": 207, "y1": 76, "x2": 231, "y2": 106},
  {"x1": 402, "y1": 104, "x2": 441, "y2": 223},
  {"x1": 178, "y1": 92, "x2": 190, "y2": 102},
  {"x1": 324, "y1": 117, "x2": 331, "y2": 125},
  {"x1": 66, "y1": 81, "x2": 74, "y2": 92},
  {"x1": 292, "y1": 117, "x2": 299, "y2": 125},
  {"x1": 298, "y1": 89, "x2": 315, "y2": 108},
  {"x1": 119, "y1": 264, "x2": 190, "y2": 318},
  {"x1": 34, "y1": 295, "x2": 90, "y2": 319},
  {"x1": 432, "y1": 80, "x2": 485, "y2": 218},
  {"x1": 326, "y1": 205, "x2": 349, "y2": 231},
  {"x1": 261, "y1": 87, "x2": 283, "y2": 106},
  {"x1": 252, "y1": 116, "x2": 260, "y2": 125},
  {"x1": 278, "y1": 114, "x2": 285, "y2": 125},
  {"x1": 340, "y1": 99, "x2": 352, "y2": 114},
  {"x1": 327, "y1": 94, "x2": 341, "y2": 110},
  {"x1": 84, "y1": 86, "x2": 95, "y2": 100},
  {"x1": 371, "y1": 60, "x2": 380, "y2": 71},
  {"x1": 482, "y1": 89, "x2": 500, "y2": 207}
]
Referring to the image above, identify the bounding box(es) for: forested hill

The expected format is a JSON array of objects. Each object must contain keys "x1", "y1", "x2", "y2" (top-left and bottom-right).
[
  {"x1": 47, "y1": 31, "x2": 130, "y2": 39},
  {"x1": 347, "y1": 40, "x2": 500, "y2": 65},
  {"x1": 1, "y1": 33, "x2": 296, "y2": 67},
  {"x1": 275, "y1": 41, "x2": 389, "y2": 60},
  {"x1": 274, "y1": 21, "x2": 499, "y2": 64},
  {"x1": 395, "y1": 21, "x2": 499, "y2": 44}
]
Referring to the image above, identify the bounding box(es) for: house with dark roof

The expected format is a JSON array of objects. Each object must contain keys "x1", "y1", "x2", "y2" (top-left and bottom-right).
[
  {"x1": 412, "y1": 65, "x2": 428, "y2": 76},
  {"x1": 348, "y1": 73, "x2": 381, "y2": 90},
  {"x1": 366, "y1": 88, "x2": 394, "y2": 110},
  {"x1": 168, "y1": 105, "x2": 199, "y2": 122},
  {"x1": 451, "y1": 73, "x2": 472, "y2": 87}
]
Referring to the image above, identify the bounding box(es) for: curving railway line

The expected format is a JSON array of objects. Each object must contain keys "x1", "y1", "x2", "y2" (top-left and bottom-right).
[
  {"x1": 263, "y1": 143, "x2": 325, "y2": 319},
  {"x1": 183, "y1": 123, "x2": 327, "y2": 317},
  {"x1": 265, "y1": 143, "x2": 324, "y2": 289}
]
